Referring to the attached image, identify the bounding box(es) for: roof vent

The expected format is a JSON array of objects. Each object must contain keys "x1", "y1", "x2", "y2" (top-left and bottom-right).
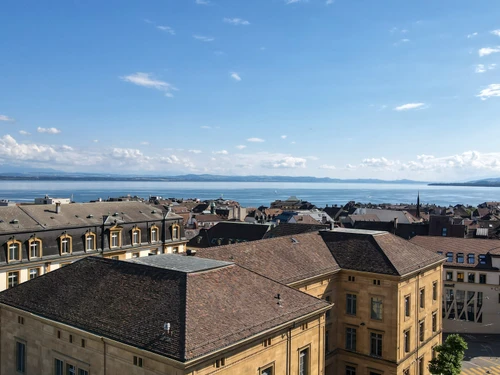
[
  {"x1": 87, "y1": 214, "x2": 94, "y2": 219},
  {"x1": 291, "y1": 237, "x2": 299, "y2": 244},
  {"x1": 10, "y1": 219, "x2": 19, "y2": 224},
  {"x1": 152, "y1": 210, "x2": 157, "y2": 214},
  {"x1": 112, "y1": 212, "x2": 119, "y2": 217}
]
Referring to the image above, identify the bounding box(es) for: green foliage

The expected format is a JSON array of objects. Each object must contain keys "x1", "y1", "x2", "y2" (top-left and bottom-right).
[{"x1": 428, "y1": 334, "x2": 468, "y2": 375}]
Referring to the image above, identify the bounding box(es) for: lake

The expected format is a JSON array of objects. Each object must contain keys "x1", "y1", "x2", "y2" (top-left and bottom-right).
[{"x1": 0, "y1": 181, "x2": 499, "y2": 207}]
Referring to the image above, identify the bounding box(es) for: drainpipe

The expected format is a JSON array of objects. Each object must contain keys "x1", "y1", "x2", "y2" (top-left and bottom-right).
[
  {"x1": 286, "y1": 327, "x2": 291, "y2": 375},
  {"x1": 101, "y1": 217, "x2": 106, "y2": 256},
  {"x1": 101, "y1": 337, "x2": 107, "y2": 375}
]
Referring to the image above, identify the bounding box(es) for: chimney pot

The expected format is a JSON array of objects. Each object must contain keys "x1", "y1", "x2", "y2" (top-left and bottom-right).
[{"x1": 55, "y1": 202, "x2": 61, "y2": 214}]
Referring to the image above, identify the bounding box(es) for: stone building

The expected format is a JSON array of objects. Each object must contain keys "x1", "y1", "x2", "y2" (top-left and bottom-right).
[
  {"x1": 0, "y1": 201, "x2": 187, "y2": 291},
  {"x1": 0, "y1": 255, "x2": 330, "y2": 375}
]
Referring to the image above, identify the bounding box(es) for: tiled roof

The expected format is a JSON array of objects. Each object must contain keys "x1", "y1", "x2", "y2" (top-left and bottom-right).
[
  {"x1": 0, "y1": 206, "x2": 43, "y2": 234},
  {"x1": 0, "y1": 256, "x2": 329, "y2": 361},
  {"x1": 292, "y1": 215, "x2": 321, "y2": 224},
  {"x1": 187, "y1": 222, "x2": 271, "y2": 248},
  {"x1": 263, "y1": 223, "x2": 329, "y2": 239},
  {"x1": 410, "y1": 236, "x2": 500, "y2": 269},
  {"x1": 320, "y1": 229, "x2": 444, "y2": 276},
  {"x1": 195, "y1": 232, "x2": 340, "y2": 284}
]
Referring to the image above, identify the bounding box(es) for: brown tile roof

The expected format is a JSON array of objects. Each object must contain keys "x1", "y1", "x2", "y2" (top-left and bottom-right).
[
  {"x1": 0, "y1": 206, "x2": 43, "y2": 234},
  {"x1": 194, "y1": 214, "x2": 224, "y2": 223},
  {"x1": 0, "y1": 256, "x2": 329, "y2": 362},
  {"x1": 187, "y1": 222, "x2": 271, "y2": 248},
  {"x1": 263, "y1": 223, "x2": 329, "y2": 239},
  {"x1": 195, "y1": 232, "x2": 340, "y2": 284},
  {"x1": 410, "y1": 236, "x2": 500, "y2": 269},
  {"x1": 320, "y1": 229, "x2": 444, "y2": 276},
  {"x1": 292, "y1": 215, "x2": 321, "y2": 224}
]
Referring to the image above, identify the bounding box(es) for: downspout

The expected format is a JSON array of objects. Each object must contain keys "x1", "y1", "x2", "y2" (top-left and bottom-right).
[
  {"x1": 101, "y1": 337, "x2": 107, "y2": 375},
  {"x1": 101, "y1": 218, "x2": 106, "y2": 257},
  {"x1": 286, "y1": 327, "x2": 291, "y2": 375},
  {"x1": 416, "y1": 269, "x2": 421, "y2": 367}
]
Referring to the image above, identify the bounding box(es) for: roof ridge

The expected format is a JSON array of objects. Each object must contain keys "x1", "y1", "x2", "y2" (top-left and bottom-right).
[{"x1": 369, "y1": 235, "x2": 400, "y2": 275}]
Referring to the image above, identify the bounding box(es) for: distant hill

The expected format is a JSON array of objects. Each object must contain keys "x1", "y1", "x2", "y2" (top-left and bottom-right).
[{"x1": 429, "y1": 177, "x2": 500, "y2": 187}]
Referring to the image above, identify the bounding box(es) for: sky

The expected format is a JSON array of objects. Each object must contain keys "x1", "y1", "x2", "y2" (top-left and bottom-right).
[{"x1": 1, "y1": 0, "x2": 500, "y2": 181}]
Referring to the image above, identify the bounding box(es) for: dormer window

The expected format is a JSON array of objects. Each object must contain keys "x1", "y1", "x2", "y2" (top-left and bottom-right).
[
  {"x1": 85, "y1": 232, "x2": 96, "y2": 251},
  {"x1": 446, "y1": 252, "x2": 453, "y2": 262},
  {"x1": 172, "y1": 225, "x2": 180, "y2": 240},
  {"x1": 479, "y1": 254, "x2": 486, "y2": 265},
  {"x1": 59, "y1": 234, "x2": 72, "y2": 255},
  {"x1": 6, "y1": 239, "x2": 22, "y2": 262},
  {"x1": 468, "y1": 254, "x2": 475, "y2": 264},
  {"x1": 457, "y1": 253, "x2": 464, "y2": 263},
  {"x1": 28, "y1": 238, "x2": 42, "y2": 259},
  {"x1": 109, "y1": 226, "x2": 122, "y2": 248},
  {"x1": 150, "y1": 225, "x2": 159, "y2": 243},
  {"x1": 132, "y1": 228, "x2": 141, "y2": 246}
]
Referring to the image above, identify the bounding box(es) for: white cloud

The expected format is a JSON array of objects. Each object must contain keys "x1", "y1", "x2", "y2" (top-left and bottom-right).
[
  {"x1": 319, "y1": 164, "x2": 336, "y2": 170},
  {"x1": 37, "y1": 127, "x2": 61, "y2": 134},
  {"x1": 401, "y1": 38, "x2": 410, "y2": 43},
  {"x1": 236, "y1": 145, "x2": 247, "y2": 149},
  {"x1": 285, "y1": 0, "x2": 307, "y2": 4},
  {"x1": 195, "y1": 0, "x2": 210, "y2": 4},
  {"x1": 281, "y1": 135, "x2": 287, "y2": 139},
  {"x1": 290, "y1": 141, "x2": 296, "y2": 145},
  {"x1": 475, "y1": 64, "x2": 496, "y2": 73},
  {"x1": 247, "y1": 137, "x2": 265, "y2": 142},
  {"x1": 467, "y1": 32, "x2": 478, "y2": 38},
  {"x1": 140, "y1": 141, "x2": 150, "y2": 145},
  {"x1": 479, "y1": 47, "x2": 500, "y2": 57},
  {"x1": 193, "y1": 35, "x2": 214, "y2": 42},
  {"x1": 157, "y1": 26, "x2": 175, "y2": 35},
  {"x1": 93, "y1": 139, "x2": 99, "y2": 143},
  {"x1": 213, "y1": 150, "x2": 229, "y2": 155},
  {"x1": 361, "y1": 157, "x2": 397, "y2": 169},
  {"x1": 491, "y1": 30, "x2": 500, "y2": 37},
  {"x1": 223, "y1": 18, "x2": 250, "y2": 26},
  {"x1": 262, "y1": 156, "x2": 306, "y2": 169},
  {"x1": 230, "y1": 72, "x2": 242, "y2": 81},
  {"x1": 19, "y1": 130, "x2": 30, "y2": 135},
  {"x1": 394, "y1": 103, "x2": 425, "y2": 111},
  {"x1": 189, "y1": 149, "x2": 202, "y2": 154},
  {"x1": 325, "y1": 0, "x2": 334, "y2": 4},
  {"x1": 200, "y1": 125, "x2": 212, "y2": 129},
  {"x1": 120, "y1": 72, "x2": 177, "y2": 98},
  {"x1": 0, "y1": 115, "x2": 14, "y2": 122},
  {"x1": 477, "y1": 84, "x2": 500, "y2": 100}
]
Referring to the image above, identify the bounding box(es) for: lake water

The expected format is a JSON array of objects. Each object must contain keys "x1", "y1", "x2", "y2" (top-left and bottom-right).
[{"x1": 0, "y1": 181, "x2": 499, "y2": 207}]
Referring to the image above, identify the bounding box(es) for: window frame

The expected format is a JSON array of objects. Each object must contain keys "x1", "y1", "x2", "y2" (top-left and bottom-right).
[
  {"x1": 150, "y1": 225, "x2": 159, "y2": 243},
  {"x1": 16, "y1": 340, "x2": 26, "y2": 374},
  {"x1": 131, "y1": 228, "x2": 141, "y2": 246},
  {"x1": 346, "y1": 293, "x2": 357, "y2": 316},
  {"x1": 479, "y1": 274, "x2": 487, "y2": 284},
  {"x1": 171, "y1": 224, "x2": 180, "y2": 240},
  {"x1": 404, "y1": 295, "x2": 411, "y2": 317},
  {"x1": 479, "y1": 254, "x2": 487, "y2": 265},
  {"x1": 446, "y1": 252, "x2": 453, "y2": 262},
  {"x1": 419, "y1": 320, "x2": 425, "y2": 342},
  {"x1": 59, "y1": 234, "x2": 73, "y2": 255},
  {"x1": 298, "y1": 346, "x2": 310, "y2": 375},
  {"x1": 109, "y1": 226, "x2": 122, "y2": 249},
  {"x1": 432, "y1": 311, "x2": 437, "y2": 333},
  {"x1": 6, "y1": 239, "x2": 22, "y2": 263},
  {"x1": 259, "y1": 362, "x2": 275, "y2": 375},
  {"x1": 457, "y1": 253, "x2": 464, "y2": 263},
  {"x1": 370, "y1": 296, "x2": 383, "y2": 321},
  {"x1": 85, "y1": 232, "x2": 96, "y2": 252},
  {"x1": 404, "y1": 329, "x2": 410, "y2": 353},
  {"x1": 7, "y1": 271, "x2": 19, "y2": 289},
  {"x1": 432, "y1": 281, "x2": 438, "y2": 301},
  {"x1": 468, "y1": 253, "x2": 475, "y2": 264},
  {"x1": 346, "y1": 365, "x2": 356, "y2": 375},
  {"x1": 419, "y1": 288, "x2": 425, "y2": 309},
  {"x1": 370, "y1": 332, "x2": 383, "y2": 357},
  {"x1": 468, "y1": 272, "x2": 475, "y2": 283},
  {"x1": 457, "y1": 272, "x2": 464, "y2": 283},
  {"x1": 28, "y1": 237, "x2": 42, "y2": 259},
  {"x1": 29, "y1": 267, "x2": 40, "y2": 280},
  {"x1": 345, "y1": 327, "x2": 356, "y2": 351}
]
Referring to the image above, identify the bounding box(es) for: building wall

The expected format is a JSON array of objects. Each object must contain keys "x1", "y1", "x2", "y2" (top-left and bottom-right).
[{"x1": 0, "y1": 305, "x2": 326, "y2": 375}]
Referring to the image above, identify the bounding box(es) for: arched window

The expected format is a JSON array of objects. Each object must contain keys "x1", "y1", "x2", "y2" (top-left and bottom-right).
[
  {"x1": 132, "y1": 228, "x2": 141, "y2": 246},
  {"x1": 28, "y1": 237, "x2": 43, "y2": 259},
  {"x1": 171, "y1": 224, "x2": 180, "y2": 240},
  {"x1": 59, "y1": 234, "x2": 73, "y2": 255},
  {"x1": 109, "y1": 226, "x2": 122, "y2": 248},
  {"x1": 85, "y1": 232, "x2": 97, "y2": 251},
  {"x1": 150, "y1": 225, "x2": 159, "y2": 243},
  {"x1": 6, "y1": 239, "x2": 22, "y2": 262}
]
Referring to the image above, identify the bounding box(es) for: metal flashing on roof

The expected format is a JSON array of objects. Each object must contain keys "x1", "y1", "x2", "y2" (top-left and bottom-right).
[{"x1": 127, "y1": 254, "x2": 233, "y2": 273}]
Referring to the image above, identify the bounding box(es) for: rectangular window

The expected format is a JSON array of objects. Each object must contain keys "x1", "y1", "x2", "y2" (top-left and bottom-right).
[
  {"x1": 404, "y1": 330, "x2": 410, "y2": 353},
  {"x1": 479, "y1": 255, "x2": 486, "y2": 265},
  {"x1": 325, "y1": 296, "x2": 331, "y2": 319},
  {"x1": 299, "y1": 348, "x2": 309, "y2": 375},
  {"x1": 8, "y1": 243, "x2": 20, "y2": 261},
  {"x1": 442, "y1": 228, "x2": 448, "y2": 237},
  {"x1": 346, "y1": 366, "x2": 356, "y2": 375},
  {"x1": 418, "y1": 357, "x2": 424, "y2": 375},
  {"x1": 132, "y1": 231, "x2": 139, "y2": 245},
  {"x1": 132, "y1": 252, "x2": 139, "y2": 258},
  {"x1": 29, "y1": 268, "x2": 40, "y2": 280},
  {"x1": 55, "y1": 359, "x2": 64, "y2": 375},
  {"x1": 86, "y1": 235, "x2": 95, "y2": 251},
  {"x1": 16, "y1": 341, "x2": 26, "y2": 373},
  {"x1": 81, "y1": 339, "x2": 86, "y2": 348},
  {"x1": 420, "y1": 288, "x2": 425, "y2": 308},
  {"x1": 371, "y1": 297, "x2": 383, "y2": 320},
  {"x1": 151, "y1": 228, "x2": 158, "y2": 242},
  {"x1": 373, "y1": 279, "x2": 381, "y2": 285},
  {"x1": 61, "y1": 238, "x2": 69, "y2": 254},
  {"x1": 67, "y1": 364, "x2": 76, "y2": 375},
  {"x1": 111, "y1": 232, "x2": 119, "y2": 248},
  {"x1": 468, "y1": 253, "x2": 475, "y2": 264},
  {"x1": 78, "y1": 370, "x2": 89, "y2": 375},
  {"x1": 173, "y1": 226, "x2": 179, "y2": 240},
  {"x1": 325, "y1": 330, "x2": 329, "y2": 354},
  {"x1": 446, "y1": 271, "x2": 453, "y2": 281},
  {"x1": 446, "y1": 252, "x2": 453, "y2": 262},
  {"x1": 348, "y1": 276, "x2": 355, "y2": 282},
  {"x1": 479, "y1": 274, "x2": 487, "y2": 284},
  {"x1": 8, "y1": 271, "x2": 19, "y2": 288},
  {"x1": 457, "y1": 253, "x2": 464, "y2": 263},
  {"x1": 419, "y1": 320, "x2": 425, "y2": 342},
  {"x1": 346, "y1": 328, "x2": 356, "y2": 351},
  {"x1": 370, "y1": 333, "x2": 383, "y2": 357},
  {"x1": 433, "y1": 281, "x2": 438, "y2": 300},
  {"x1": 468, "y1": 273, "x2": 475, "y2": 283},
  {"x1": 346, "y1": 294, "x2": 357, "y2": 315},
  {"x1": 133, "y1": 356, "x2": 143, "y2": 367},
  {"x1": 457, "y1": 272, "x2": 464, "y2": 282},
  {"x1": 405, "y1": 295, "x2": 411, "y2": 317},
  {"x1": 432, "y1": 312, "x2": 437, "y2": 332},
  {"x1": 261, "y1": 367, "x2": 273, "y2": 375},
  {"x1": 30, "y1": 241, "x2": 40, "y2": 258}
]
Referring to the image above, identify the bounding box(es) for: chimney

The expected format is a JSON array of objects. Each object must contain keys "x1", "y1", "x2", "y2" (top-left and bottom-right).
[
  {"x1": 329, "y1": 221, "x2": 334, "y2": 230},
  {"x1": 55, "y1": 202, "x2": 61, "y2": 214},
  {"x1": 393, "y1": 217, "x2": 398, "y2": 230}
]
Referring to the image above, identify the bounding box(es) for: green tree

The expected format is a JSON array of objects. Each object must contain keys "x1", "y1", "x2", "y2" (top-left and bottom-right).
[{"x1": 429, "y1": 334, "x2": 468, "y2": 375}]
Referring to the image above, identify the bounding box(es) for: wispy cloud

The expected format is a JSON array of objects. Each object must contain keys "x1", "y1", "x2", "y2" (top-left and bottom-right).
[
  {"x1": 475, "y1": 64, "x2": 496, "y2": 73},
  {"x1": 247, "y1": 137, "x2": 265, "y2": 142},
  {"x1": 262, "y1": 156, "x2": 306, "y2": 169},
  {"x1": 213, "y1": 150, "x2": 229, "y2": 155},
  {"x1": 37, "y1": 127, "x2": 61, "y2": 134},
  {"x1": 140, "y1": 141, "x2": 150, "y2": 145},
  {"x1": 157, "y1": 25, "x2": 175, "y2": 35},
  {"x1": 200, "y1": 125, "x2": 212, "y2": 129},
  {"x1": 477, "y1": 84, "x2": 500, "y2": 100},
  {"x1": 467, "y1": 32, "x2": 478, "y2": 38},
  {"x1": 0, "y1": 115, "x2": 14, "y2": 122},
  {"x1": 223, "y1": 18, "x2": 250, "y2": 26},
  {"x1": 325, "y1": 0, "x2": 334, "y2": 4},
  {"x1": 479, "y1": 47, "x2": 500, "y2": 57},
  {"x1": 491, "y1": 30, "x2": 500, "y2": 37},
  {"x1": 394, "y1": 38, "x2": 410, "y2": 46},
  {"x1": 230, "y1": 72, "x2": 242, "y2": 81},
  {"x1": 394, "y1": 103, "x2": 425, "y2": 111},
  {"x1": 189, "y1": 149, "x2": 202, "y2": 154},
  {"x1": 195, "y1": 0, "x2": 210, "y2": 4},
  {"x1": 19, "y1": 130, "x2": 30, "y2": 135},
  {"x1": 319, "y1": 164, "x2": 336, "y2": 170},
  {"x1": 120, "y1": 72, "x2": 178, "y2": 98},
  {"x1": 93, "y1": 139, "x2": 99, "y2": 143},
  {"x1": 281, "y1": 135, "x2": 287, "y2": 139},
  {"x1": 236, "y1": 145, "x2": 247, "y2": 150},
  {"x1": 193, "y1": 35, "x2": 214, "y2": 42},
  {"x1": 285, "y1": 0, "x2": 307, "y2": 4}
]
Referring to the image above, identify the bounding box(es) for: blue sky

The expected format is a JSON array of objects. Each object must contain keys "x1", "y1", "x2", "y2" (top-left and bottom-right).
[{"x1": 1, "y1": 0, "x2": 500, "y2": 181}]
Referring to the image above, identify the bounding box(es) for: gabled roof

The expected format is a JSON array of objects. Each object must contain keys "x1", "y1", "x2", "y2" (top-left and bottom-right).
[
  {"x1": 263, "y1": 223, "x2": 328, "y2": 239},
  {"x1": 187, "y1": 222, "x2": 271, "y2": 248},
  {"x1": 0, "y1": 256, "x2": 329, "y2": 362},
  {"x1": 320, "y1": 229, "x2": 444, "y2": 276}
]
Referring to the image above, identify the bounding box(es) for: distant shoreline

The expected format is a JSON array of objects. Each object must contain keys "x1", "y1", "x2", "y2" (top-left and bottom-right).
[{"x1": 428, "y1": 183, "x2": 500, "y2": 188}]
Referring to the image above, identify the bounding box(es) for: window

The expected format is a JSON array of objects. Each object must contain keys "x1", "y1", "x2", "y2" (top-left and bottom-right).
[
  {"x1": 172, "y1": 225, "x2": 179, "y2": 240},
  {"x1": 16, "y1": 341, "x2": 26, "y2": 373},
  {"x1": 132, "y1": 252, "x2": 139, "y2": 258},
  {"x1": 446, "y1": 271, "x2": 453, "y2": 281},
  {"x1": 28, "y1": 238, "x2": 42, "y2": 258},
  {"x1": 85, "y1": 232, "x2": 96, "y2": 251},
  {"x1": 78, "y1": 371, "x2": 89, "y2": 375},
  {"x1": 346, "y1": 294, "x2": 357, "y2": 315},
  {"x1": 346, "y1": 366, "x2": 356, "y2": 375},
  {"x1": 151, "y1": 226, "x2": 159, "y2": 243},
  {"x1": 325, "y1": 296, "x2": 331, "y2": 319},
  {"x1": 419, "y1": 320, "x2": 425, "y2": 342},
  {"x1": 263, "y1": 338, "x2": 272, "y2": 347},
  {"x1": 457, "y1": 253, "x2": 464, "y2": 263},
  {"x1": 457, "y1": 272, "x2": 464, "y2": 282},
  {"x1": 405, "y1": 295, "x2": 411, "y2": 317},
  {"x1": 432, "y1": 346, "x2": 437, "y2": 359},
  {"x1": 111, "y1": 256, "x2": 119, "y2": 260},
  {"x1": 373, "y1": 279, "x2": 381, "y2": 286},
  {"x1": 433, "y1": 282, "x2": 438, "y2": 300},
  {"x1": 348, "y1": 275, "x2": 356, "y2": 282},
  {"x1": 432, "y1": 312, "x2": 437, "y2": 332},
  {"x1": 346, "y1": 327, "x2": 356, "y2": 351},
  {"x1": 468, "y1": 253, "x2": 475, "y2": 264},
  {"x1": 479, "y1": 254, "x2": 486, "y2": 265},
  {"x1": 67, "y1": 364, "x2": 76, "y2": 375},
  {"x1": 111, "y1": 232, "x2": 119, "y2": 248},
  {"x1": 173, "y1": 246, "x2": 179, "y2": 253},
  {"x1": 7, "y1": 240, "x2": 21, "y2": 262},
  {"x1": 18, "y1": 316, "x2": 24, "y2": 324},
  {"x1": 418, "y1": 357, "x2": 424, "y2": 375},
  {"x1": 370, "y1": 333, "x2": 383, "y2": 357},
  {"x1": 57, "y1": 330, "x2": 61, "y2": 339},
  {"x1": 446, "y1": 252, "x2": 453, "y2": 262},
  {"x1": 59, "y1": 235, "x2": 72, "y2": 254},
  {"x1": 403, "y1": 368, "x2": 410, "y2": 375},
  {"x1": 442, "y1": 228, "x2": 448, "y2": 236},
  {"x1": 479, "y1": 274, "x2": 487, "y2": 284},
  {"x1": 325, "y1": 330, "x2": 329, "y2": 354},
  {"x1": 419, "y1": 288, "x2": 425, "y2": 308},
  {"x1": 404, "y1": 330, "x2": 410, "y2": 353},
  {"x1": 299, "y1": 348, "x2": 309, "y2": 375},
  {"x1": 132, "y1": 229, "x2": 140, "y2": 245},
  {"x1": 371, "y1": 297, "x2": 383, "y2": 320},
  {"x1": 29, "y1": 268, "x2": 40, "y2": 280},
  {"x1": 215, "y1": 358, "x2": 226, "y2": 368},
  {"x1": 8, "y1": 271, "x2": 19, "y2": 288},
  {"x1": 69, "y1": 334, "x2": 73, "y2": 343},
  {"x1": 133, "y1": 356, "x2": 143, "y2": 367},
  {"x1": 55, "y1": 359, "x2": 64, "y2": 375},
  {"x1": 81, "y1": 339, "x2": 86, "y2": 348},
  {"x1": 261, "y1": 366, "x2": 273, "y2": 375}
]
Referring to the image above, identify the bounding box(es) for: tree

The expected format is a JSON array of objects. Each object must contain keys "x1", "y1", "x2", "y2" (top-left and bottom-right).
[{"x1": 429, "y1": 334, "x2": 468, "y2": 375}]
